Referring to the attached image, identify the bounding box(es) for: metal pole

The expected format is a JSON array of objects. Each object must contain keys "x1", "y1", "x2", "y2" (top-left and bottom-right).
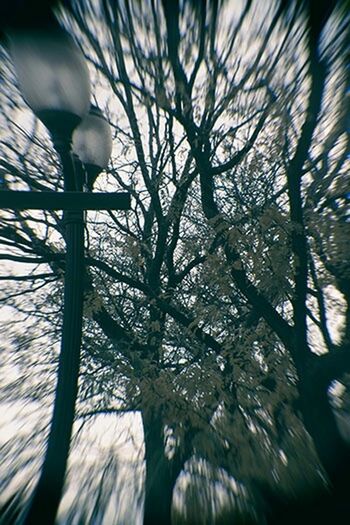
[{"x1": 23, "y1": 147, "x2": 84, "y2": 525}]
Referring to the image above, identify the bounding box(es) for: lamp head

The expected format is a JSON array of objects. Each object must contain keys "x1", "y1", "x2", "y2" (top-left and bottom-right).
[
  {"x1": 8, "y1": 24, "x2": 91, "y2": 141},
  {"x1": 72, "y1": 105, "x2": 113, "y2": 190}
]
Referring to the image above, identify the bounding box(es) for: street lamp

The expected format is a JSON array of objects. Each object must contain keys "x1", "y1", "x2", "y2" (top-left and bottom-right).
[
  {"x1": 73, "y1": 104, "x2": 113, "y2": 191},
  {"x1": 7, "y1": 25, "x2": 90, "y2": 136},
  {"x1": 4, "y1": 23, "x2": 128, "y2": 525}
]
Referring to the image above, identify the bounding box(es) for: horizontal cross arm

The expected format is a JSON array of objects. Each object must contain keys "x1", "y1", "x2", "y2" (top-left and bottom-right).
[{"x1": 0, "y1": 191, "x2": 131, "y2": 210}]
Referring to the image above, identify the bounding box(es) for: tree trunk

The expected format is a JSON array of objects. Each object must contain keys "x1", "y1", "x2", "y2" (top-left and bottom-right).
[
  {"x1": 252, "y1": 376, "x2": 350, "y2": 524},
  {"x1": 266, "y1": 373, "x2": 350, "y2": 525},
  {"x1": 299, "y1": 376, "x2": 350, "y2": 493},
  {"x1": 141, "y1": 409, "x2": 180, "y2": 525},
  {"x1": 254, "y1": 368, "x2": 350, "y2": 524}
]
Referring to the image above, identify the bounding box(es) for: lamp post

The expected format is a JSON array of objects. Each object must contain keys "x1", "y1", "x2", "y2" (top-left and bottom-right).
[{"x1": 5, "y1": 23, "x2": 130, "y2": 525}]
